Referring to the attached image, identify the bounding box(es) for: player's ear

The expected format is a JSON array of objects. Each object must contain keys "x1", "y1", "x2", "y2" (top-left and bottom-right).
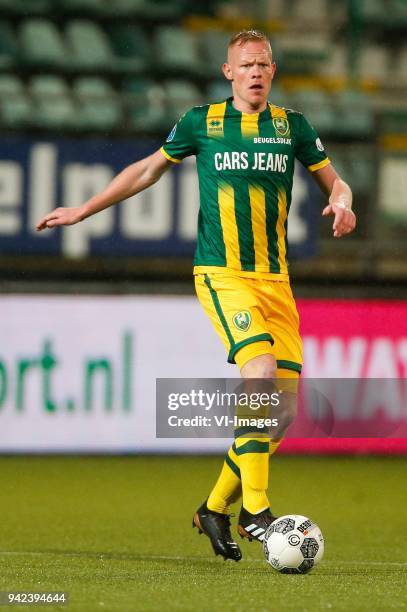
[
  {"x1": 223, "y1": 62, "x2": 233, "y2": 81},
  {"x1": 271, "y1": 61, "x2": 277, "y2": 78}
]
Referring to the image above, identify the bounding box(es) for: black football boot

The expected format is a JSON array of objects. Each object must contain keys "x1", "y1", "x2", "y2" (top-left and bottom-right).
[
  {"x1": 192, "y1": 501, "x2": 242, "y2": 561},
  {"x1": 237, "y1": 506, "x2": 277, "y2": 542}
]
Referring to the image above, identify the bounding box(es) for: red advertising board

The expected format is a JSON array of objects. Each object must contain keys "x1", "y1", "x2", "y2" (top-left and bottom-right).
[{"x1": 281, "y1": 300, "x2": 407, "y2": 454}]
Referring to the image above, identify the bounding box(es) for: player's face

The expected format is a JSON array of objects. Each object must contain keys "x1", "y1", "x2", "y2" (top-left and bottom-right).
[{"x1": 223, "y1": 41, "x2": 276, "y2": 113}]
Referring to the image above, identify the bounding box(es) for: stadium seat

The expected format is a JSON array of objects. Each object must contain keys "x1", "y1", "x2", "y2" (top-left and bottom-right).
[
  {"x1": 293, "y1": 89, "x2": 336, "y2": 135},
  {"x1": 326, "y1": 149, "x2": 348, "y2": 180},
  {"x1": 29, "y1": 75, "x2": 78, "y2": 130},
  {"x1": 207, "y1": 80, "x2": 232, "y2": 102},
  {"x1": 72, "y1": 77, "x2": 122, "y2": 131},
  {"x1": 73, "y1": 76, "x2": 115, "y2": 97},
  {"x1": 261, "y1": 0, "x2": 286, "y2": 18},
  {"x1": 328, "y1": 149, "x2": 374, "y2": 195},
  {"x1": 19, "y1": 19, "x2": 70, "y2": 68},
  {"x1": 359, "y1": 45, "x2": 390, "y2": 82},
  {"x1": 360, "y1": 0, "x2": 386, "y2": 20},
  {"x1": 164, "y1": 80, "x2": 203, "y2": 119},
  {"x1": 200, "y1": 30, "x2": 228, "y2": 77},
  {"x1": 293, "y1": 0, "x2": 327, "y2": 21},
  {"x1": 268, "y1": 84, "x2": 289, "y2": 109},
  {"x1": 348, "y1": 151, "x2": 374, "y2": 192},
  {"x1": 125, "y1": 77, "x2": 168, "y2": 133},
  {"x1": 278, "y1": 33, "x2": 330, "y2": 73},
  {"x1": 396, "y1": 46, "x2": 407, "y2": 85},
  {"x1": 380, "y1": 110, "x2": 407, "y2": 135},
  {"x1": 155, "y1": 26, "x2": 204, "y2": 76},
  {"x1": 0, "y1": 74, "x2": 24, "y2": 96},
  {"x1": 391, "y1": 0, "x2": 407, "y2": 22},
  {"x1": 319, "y1": 44, "x2": 348, "y2": 78},
  {"x1": 0, "y1": 75, "x2": 31, "y2": 128},
  {"x1": 335, "y1": 90, "x2": 374, "y2": 138},
  {"x1": 107, "y1": 24, "x2": 150, "y2": 73},
  {"x1": 0, "y1": 20, "x2": 17, "y2": 70},
  {"x1": 66, "y1": 20, "x2": 116, "y2": 71}
]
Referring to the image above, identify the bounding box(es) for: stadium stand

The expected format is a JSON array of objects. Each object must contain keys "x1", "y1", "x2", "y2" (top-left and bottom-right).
[
  {"x1": 72, "y1": 76, "x2": 122, "y2": 130},
  {"x1": 0, "y1": 0, "x2": 405, "y2": 283},
  {"x1": 29, "y1": 75, "x2": 77, "y2": 130},
  {"x1": 0, "y1": 20, "x2": 17, "y2": 70},
  {"x1": 20, "y1": 19, "x2": 70, "y2": 69},
  {"x1": 66, "y1": 20, "x2": 117, "y2": 71},
  {"x1": 154, "y1": 26, "x2": 205, "y2": 76},
  {"x1": 107, "y1": 24, "x2": 150, "y2": 74},
  {"x1": 0, "y1": 74, "x2": 31, "y2": 128}
]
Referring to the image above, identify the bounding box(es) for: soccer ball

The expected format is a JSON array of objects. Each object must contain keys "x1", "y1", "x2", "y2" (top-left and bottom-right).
[{"x1": 263, "y1": 514, "x2": 324, "y2": 574}]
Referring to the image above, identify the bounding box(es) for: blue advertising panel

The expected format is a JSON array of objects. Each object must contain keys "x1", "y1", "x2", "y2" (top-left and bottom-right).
[{"x1": 0, "y1": 137, "x2": 322, "y2": 260}]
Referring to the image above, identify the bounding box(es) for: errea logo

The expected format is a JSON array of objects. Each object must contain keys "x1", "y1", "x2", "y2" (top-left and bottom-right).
[{"x1": 208, "y1": 118, "x2": 223, "y2": 133}]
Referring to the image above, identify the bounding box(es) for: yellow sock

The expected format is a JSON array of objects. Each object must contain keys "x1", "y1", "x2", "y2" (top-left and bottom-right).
[
  {"x1": 235, "y1": 437, "x2": 270, "y2": 514},
  {"x1": 207, "y1": 438, "x2": 282, "y2": 515},
  {"x1": 207, "y1": 444, "x2": 242, "y2": 514},
  {"x1": 269, "y1": 439, "x2": 282, "y2": 456}
]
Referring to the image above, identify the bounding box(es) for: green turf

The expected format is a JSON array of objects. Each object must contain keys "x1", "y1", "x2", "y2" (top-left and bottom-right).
[{"x1": 0, "y1": 456, "x2": 405, "y2": 611}]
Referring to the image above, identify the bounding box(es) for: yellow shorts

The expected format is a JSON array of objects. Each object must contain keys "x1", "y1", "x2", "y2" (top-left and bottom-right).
[{"x1": 195, "y1": 271, "x2": 302, "y2": 373}]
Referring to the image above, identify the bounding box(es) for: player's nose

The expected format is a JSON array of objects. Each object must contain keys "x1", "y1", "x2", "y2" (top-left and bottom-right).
[{"x1": 250, "y1": 64, "x2": 262, "y2": 77}]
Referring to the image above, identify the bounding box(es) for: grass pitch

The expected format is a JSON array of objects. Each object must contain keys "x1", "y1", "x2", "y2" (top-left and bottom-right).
[{"x1": 0, "y1": 455, "x2": 405, "y2": 611}]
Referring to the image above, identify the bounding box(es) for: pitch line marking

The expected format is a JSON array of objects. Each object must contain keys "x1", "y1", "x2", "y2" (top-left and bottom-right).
[{"x1": 0, "y1": 552, "x2": 406, "y2": 567}]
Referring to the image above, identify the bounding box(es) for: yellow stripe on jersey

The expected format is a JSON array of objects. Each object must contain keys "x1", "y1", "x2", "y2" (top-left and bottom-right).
[
  {"x1": 241, "y1": 112, "x2": 259, "y2": 139},
  {"x1": 218, "y1": 183, "x2": 241, "y2": 270},
  {"x1": 269, "y1": 104, "x2": 287, "y2": 120},
  {"x1": 160, "y1": 146, "x2": 182, "y2": 164},
  {"x1": 276, "y1": 187, "x2": 288, "y2": 274},
  {"x1": 308, "y1": 158, "x2": 331, "y2": 172},
  {"x1": 206, "y1": 101, "x2": 227, "y2": 139},
  {"x1": 248, "y1": 184, "x2": 269, "y2": 269}
]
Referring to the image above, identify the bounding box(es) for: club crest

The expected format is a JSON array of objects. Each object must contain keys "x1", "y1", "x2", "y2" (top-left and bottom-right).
[
  {"x1": 272, "y1": 117, "x2": 290, "y2": 137},
  {"x1": 233, "y1": 311, "x2": 252, "y2": 331}
]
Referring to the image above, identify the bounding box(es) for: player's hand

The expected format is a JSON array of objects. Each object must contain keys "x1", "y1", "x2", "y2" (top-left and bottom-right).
[
  {"x1": 36, "y1": 206, "x2": 84, "y2": 231},
  {"x1": 322, "y1": 202, "x2": 356, "y2": 238}
]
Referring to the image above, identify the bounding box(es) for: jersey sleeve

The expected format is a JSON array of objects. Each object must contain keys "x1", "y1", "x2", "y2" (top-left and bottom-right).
[
  {"x1": 294, "y1": 113, "x2": 330, "y2": 172},
  {"x1": 160, "y1": 108, "x2": 197, "y2": 164}
]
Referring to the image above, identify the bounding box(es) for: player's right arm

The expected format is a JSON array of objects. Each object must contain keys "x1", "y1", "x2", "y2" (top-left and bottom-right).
[{"x1": 36, "y1": 149, "x2": 172, "y2": 231}]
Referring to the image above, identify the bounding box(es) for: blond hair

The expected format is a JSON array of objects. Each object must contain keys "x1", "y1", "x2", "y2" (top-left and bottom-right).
[{"x1": 228, "y1": 29, "x2": 271, "y2": 51}]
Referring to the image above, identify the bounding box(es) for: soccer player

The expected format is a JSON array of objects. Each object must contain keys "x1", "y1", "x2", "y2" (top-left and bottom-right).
[{"x1": 36, "y1": 30, "x2": 356, "y2": 562}]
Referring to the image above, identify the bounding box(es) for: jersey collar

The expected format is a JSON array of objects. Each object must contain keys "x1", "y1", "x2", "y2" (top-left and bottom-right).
[{"x1": 226, "y1": 97, "x2": 271, "y2": 119}]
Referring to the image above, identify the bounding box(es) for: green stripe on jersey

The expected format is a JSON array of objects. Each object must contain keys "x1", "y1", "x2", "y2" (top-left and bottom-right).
[
  {"x1": 234, "y1": 179, "x2": 255, "y2": 271},
  {"x1": 265, "y1": 188, "x2": 280, "y2": 273}
]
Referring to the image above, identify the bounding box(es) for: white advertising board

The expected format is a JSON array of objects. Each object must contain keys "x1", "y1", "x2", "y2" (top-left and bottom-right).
[{"x1": 0, "y1": 295, "x2": 237, "y2": 452}]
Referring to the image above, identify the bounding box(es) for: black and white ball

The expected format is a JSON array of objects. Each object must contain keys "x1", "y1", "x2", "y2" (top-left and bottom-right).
[{"x1": 263, "y1": 514, "x2": 324, "y2": 574}]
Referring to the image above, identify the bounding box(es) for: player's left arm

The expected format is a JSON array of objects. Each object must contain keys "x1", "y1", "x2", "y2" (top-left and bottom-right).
[{"x1": 312, "y1": 163, "x2": 356, "y2": 238}]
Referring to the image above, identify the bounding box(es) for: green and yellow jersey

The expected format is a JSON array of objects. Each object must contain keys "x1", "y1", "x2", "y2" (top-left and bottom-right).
[{"x1": 160, "y1": 97, "x2": 330, "y2": 279}]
